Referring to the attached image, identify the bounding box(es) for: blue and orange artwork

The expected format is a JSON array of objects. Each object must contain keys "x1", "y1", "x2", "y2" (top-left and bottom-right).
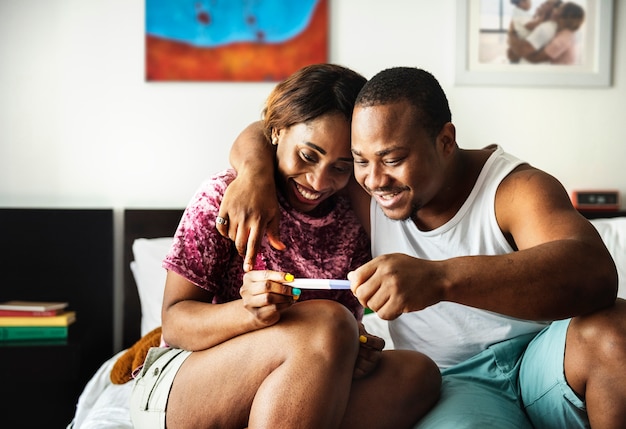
[{"x1": 146, "y1": 0, "x2": 328, "y2": 81}]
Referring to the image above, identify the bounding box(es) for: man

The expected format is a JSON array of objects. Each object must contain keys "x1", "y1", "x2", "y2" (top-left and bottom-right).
[{"x1": 219, "y1": 67, "x2": 625, "y2": 428}]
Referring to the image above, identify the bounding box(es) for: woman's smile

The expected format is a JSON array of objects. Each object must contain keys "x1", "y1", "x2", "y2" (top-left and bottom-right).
[{"x1": 291, "y1": 180, "x2": 324, "y2": 205}]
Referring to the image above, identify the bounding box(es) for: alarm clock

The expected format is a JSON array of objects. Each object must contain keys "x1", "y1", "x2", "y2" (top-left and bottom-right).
[{"x1": 571, "y1": 190, "x2": 620, "y2": 211}]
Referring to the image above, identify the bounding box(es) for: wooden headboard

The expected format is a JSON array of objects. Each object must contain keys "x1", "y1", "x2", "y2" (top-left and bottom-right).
[{"x1": 122, "y1": 209, "x2": 184, "y2": 349}]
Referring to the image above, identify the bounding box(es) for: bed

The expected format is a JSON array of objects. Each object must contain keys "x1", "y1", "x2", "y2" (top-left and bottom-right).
[
  {"x1": 67, "y1": 209, "x2": 626, "y2": 428},
  {"x1": 68, "y1": 209, "x2": 183, "y2": 429}
]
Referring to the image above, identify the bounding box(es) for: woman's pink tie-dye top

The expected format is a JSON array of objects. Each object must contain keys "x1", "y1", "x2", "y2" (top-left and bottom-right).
[{"x1": 163, "y1": 169, "x2": 371, "y2": 320}]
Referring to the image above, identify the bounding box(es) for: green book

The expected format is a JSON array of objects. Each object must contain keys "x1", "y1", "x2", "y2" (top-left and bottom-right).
[{"x1": 0, "y1": 326, "x2": 68, "y2": 341}]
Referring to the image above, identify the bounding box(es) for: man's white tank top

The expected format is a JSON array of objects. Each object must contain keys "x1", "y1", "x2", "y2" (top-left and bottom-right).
[{"x1": 370, "y1": 146, "x2": 549, "y2": 368}]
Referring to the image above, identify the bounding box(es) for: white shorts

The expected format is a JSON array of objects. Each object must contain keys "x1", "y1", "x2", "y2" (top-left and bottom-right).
[{"x1": 129, "y1": 347, "x2": 191, "y2": 429}]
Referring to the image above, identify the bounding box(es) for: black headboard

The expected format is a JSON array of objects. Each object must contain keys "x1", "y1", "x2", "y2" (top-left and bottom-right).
[{"x1": 122, "y1": 209, "x2": 184, "y2": 349}]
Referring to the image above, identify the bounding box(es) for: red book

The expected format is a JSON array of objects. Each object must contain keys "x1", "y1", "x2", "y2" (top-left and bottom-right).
[{"x1": 0, "y1": 309, "x2": 61, "y2": 317}]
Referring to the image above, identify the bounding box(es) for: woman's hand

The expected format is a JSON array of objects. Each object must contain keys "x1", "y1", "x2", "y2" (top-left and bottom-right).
[
  {"x1": 353, "y1": 322, "x2": 385, "y2": 379},
  {"x1": 239, "y1": 270, "x2": 300, "y2": 327}
]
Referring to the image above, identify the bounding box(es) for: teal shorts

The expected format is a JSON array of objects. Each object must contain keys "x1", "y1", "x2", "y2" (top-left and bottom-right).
[{"x1": 415, "y1": 319, "x2": 590, "y2": 429}]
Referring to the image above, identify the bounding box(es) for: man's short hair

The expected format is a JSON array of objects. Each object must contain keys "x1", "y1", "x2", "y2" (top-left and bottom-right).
[{"x1": 356, "y1": 67, "x2": 452, "y2": 142}]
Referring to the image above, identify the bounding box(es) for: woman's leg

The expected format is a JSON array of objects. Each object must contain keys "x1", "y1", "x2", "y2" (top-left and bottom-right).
[{"x1": 166, "y1": 300, "x2": 360, "y2": 429}]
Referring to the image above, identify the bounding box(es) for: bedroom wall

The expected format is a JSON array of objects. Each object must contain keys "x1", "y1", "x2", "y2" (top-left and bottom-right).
[{"x1": 1, "y1": 0, "x2": 625, "y2": 350}]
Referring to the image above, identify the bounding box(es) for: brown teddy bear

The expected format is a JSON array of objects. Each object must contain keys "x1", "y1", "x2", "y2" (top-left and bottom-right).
[{"x1": 110, "y1": 326, "x2": 162, "y2": 384}]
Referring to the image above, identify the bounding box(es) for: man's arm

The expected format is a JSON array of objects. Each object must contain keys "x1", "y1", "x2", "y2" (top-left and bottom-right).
[
  {"x1": 350, "y1": 167, "x2": 618, "y2": 321},
  {"x1": 470, "y1": 166, "x2": 616, "y2": 319},
  {"x1": 218, "y1": 121, "x2": 285, "y2": 272},
  {"x1": 223, "y1": 122, "x2": 373, "y2": 269}
]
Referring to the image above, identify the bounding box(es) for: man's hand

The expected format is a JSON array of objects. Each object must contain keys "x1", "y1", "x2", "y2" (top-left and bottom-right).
[
  {"x1": 348, "y1": 253, "x2": 444, "y2": 320},
  {"x1": 217, "y1": 172, "x2": 285, "y2": 272},
  {"x1": 239, "y1": 270, "x2": 300, "y2": 327}
]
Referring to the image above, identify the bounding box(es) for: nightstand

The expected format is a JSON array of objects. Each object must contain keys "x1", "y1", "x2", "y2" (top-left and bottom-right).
[
  {"x1": 0, "y1": 209, "x2": 116, "y2": 427},
  {"x1": 0, "y1": 340, "x2": 81, "y2": 428}
]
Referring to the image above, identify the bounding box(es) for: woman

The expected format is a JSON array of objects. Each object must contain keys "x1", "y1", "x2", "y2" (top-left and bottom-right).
[{"x1": 129, "y1": 64, "x2": 440, "y2": 429}]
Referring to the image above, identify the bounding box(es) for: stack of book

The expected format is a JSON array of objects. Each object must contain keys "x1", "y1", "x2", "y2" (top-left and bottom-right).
[{"x1": 0, "y1": 301, "x2": 76, "y2": 342}]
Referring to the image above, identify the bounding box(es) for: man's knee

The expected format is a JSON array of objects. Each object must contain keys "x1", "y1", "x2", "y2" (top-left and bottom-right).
[
  {"x1": 566, "y1": 299, "x2": 626, "y2": 390},
  {"x1": 570, "y1": 299, "x2": 626, "y2": 352}
]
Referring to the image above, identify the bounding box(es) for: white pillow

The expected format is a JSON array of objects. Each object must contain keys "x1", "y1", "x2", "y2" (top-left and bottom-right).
[
  {"x1": 131, "y1": 237, "x2": 173, "y2": 336},
  {"x1": 590, "y1": 218, "x2": 626, "y2": 299}
]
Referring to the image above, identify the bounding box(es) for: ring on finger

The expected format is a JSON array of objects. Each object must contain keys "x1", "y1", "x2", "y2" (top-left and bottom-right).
[{"x1": 216, "y1": 216, "x2": 228, "y2": 226}]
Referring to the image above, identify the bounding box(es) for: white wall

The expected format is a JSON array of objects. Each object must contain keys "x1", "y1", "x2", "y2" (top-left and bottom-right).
[
  {"x1": 0, "y1": 0, "x2": 626, "y2": 208},
  {"x1": 1, "y1": 0, "x2": 625, "y2": 209},
  {"x1": 1, "y1": 0, "x2": 624, "y2": 349}
]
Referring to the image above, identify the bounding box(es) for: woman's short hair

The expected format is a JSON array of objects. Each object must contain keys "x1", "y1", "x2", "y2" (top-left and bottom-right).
[{"x1": 262, "y1": 64, "x2": 367, "y2": 141}]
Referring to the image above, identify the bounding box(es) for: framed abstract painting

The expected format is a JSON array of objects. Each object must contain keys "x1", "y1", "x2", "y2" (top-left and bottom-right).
[{"x1": 146, "y1": 0, "x2": 328, "y2": 82}]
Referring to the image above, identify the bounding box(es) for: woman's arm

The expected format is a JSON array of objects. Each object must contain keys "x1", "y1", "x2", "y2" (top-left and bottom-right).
[
  {"x1": 161, "y1": 270, "x2": 297, "y2": 351},
  {"x1": 218, "y1": 121, "x2": 285, "y2": 272}
]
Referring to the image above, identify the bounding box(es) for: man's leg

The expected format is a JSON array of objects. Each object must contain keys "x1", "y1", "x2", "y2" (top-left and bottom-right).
[
  {"x1": 521, "y1": 298, "x2": 626, "y2": 429},
  {"x1": 341, "y1": 349, "x2": 441, "y2": 429},
  {"x1": 520, "y1": 319, "x2": 589, "y2": 428},
  {"x1": 415, "y1": 334, "x2": 535, "y2": 429},
  {"x1": 566, "y1": 298, "x2": 626, "y2": 428}
]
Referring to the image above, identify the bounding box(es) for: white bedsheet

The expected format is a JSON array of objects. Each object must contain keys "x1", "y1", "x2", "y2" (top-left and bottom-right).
[
  {"x1": 590, "y1": 217, "x2": 626, "y2": 298},
  {"x1": 67, "y1": 350, "x2": 133, "y2": 429}
]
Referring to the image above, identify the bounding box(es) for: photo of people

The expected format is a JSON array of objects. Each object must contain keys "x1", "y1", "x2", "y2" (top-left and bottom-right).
[{"x1": 478, "y1": 0, "x2": 590, "y2": 66}]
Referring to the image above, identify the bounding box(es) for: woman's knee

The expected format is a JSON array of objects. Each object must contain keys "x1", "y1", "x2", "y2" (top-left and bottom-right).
[{"x1": 280, "y1": 300, "x2": 360, "y2": 357}]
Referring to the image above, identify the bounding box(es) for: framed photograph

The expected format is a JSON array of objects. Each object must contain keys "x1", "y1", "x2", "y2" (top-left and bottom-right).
[{"x1": 455, "y1": 0, "x2": 613, "y2": 87}]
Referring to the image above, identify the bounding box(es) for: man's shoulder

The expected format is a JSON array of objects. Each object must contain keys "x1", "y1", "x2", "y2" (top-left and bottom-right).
[
  {"x1": 500, "y1": 164, "x2": 544, "y2": 187},
  {"x1": 497, "y1": 165, "x2": 559, "y2": 214}
]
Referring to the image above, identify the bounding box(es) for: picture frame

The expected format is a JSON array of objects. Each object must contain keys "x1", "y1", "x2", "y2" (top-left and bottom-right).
[
  {"x1": 455, "y1": 0, "x2": 614, "y2": 87},
  {"x1": 145, "y1": 0, "x2": 328, "y2": 82}
]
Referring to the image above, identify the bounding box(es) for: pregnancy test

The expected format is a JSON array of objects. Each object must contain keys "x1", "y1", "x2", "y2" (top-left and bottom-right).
[{"x1": 285, "y1": 279, "x2": 351, "y2": 290}]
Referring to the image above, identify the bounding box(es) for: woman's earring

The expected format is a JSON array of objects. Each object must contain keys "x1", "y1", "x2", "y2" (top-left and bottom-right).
[{"x1": 271, "y1": 136, "x2": 278, "y2": 146}]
